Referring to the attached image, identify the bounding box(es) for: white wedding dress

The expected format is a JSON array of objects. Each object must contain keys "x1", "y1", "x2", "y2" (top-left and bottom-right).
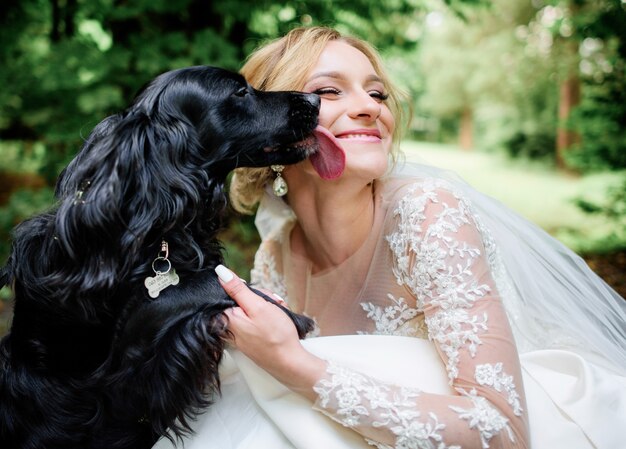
[
  {"x1": 154, "y1": 164, "x2": 626, "y2": 449},
  {"x1": 153, "y1": 336, "x2": 625, "y2": 449}
]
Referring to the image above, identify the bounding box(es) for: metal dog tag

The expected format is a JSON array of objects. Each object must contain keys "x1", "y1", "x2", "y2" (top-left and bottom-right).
[{"x1": 144, "y1": 269, "x2": 180, "y2": 298}]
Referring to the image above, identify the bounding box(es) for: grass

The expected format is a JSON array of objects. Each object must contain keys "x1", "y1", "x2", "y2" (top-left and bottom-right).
[{"x1": 401, "y1": 140, "x2": 626, "y2": 253}]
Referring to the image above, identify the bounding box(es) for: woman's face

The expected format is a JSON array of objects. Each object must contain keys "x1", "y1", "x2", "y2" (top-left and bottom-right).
[{"x1": 291, "y1": 40, "x2": 395, "y2": 184}]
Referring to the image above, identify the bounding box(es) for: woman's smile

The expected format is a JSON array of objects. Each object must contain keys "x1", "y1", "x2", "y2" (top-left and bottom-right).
[{"x1": 335, "y1": 128, "x2": 382, "y2": 142}]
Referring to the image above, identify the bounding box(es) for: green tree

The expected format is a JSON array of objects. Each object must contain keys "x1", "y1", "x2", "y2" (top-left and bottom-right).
[
  {"x1": 416, "y1": 0, "x2": 626, "y2": 170},
  {"x1": 524, "y1": 0, "x2": 626, "y2": 171},
  {"x1": 418, "y1": 0, "x2": 555, "y2": 153}
]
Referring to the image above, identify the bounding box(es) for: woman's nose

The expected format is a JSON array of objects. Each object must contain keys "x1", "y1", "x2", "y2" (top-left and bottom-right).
[{"x1": 347, "y1": 91, "x2": 381, "y2": 121}]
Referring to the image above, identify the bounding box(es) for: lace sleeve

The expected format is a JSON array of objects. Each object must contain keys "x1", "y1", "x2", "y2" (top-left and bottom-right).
[{"x1": 312, "y1": 180, "x2": 530, "y2": 449}]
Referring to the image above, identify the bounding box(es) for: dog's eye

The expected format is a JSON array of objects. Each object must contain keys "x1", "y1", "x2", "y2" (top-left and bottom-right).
[{"x1": 234, "y1": 87, "x2": 249, "y2": 97}]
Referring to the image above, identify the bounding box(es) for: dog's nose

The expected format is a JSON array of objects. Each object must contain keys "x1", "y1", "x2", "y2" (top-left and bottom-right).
[{"x1": 304, "y1": 93, "x2": 321, "y2": 109}]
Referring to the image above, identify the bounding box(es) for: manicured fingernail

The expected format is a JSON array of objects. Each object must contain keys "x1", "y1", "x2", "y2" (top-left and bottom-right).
[
  {"x1": 274, "y1": 293, "x2": 285, "y2": 302},
  {"x1": 215, "y1": 264, "x2": 234, "y2": 282}
]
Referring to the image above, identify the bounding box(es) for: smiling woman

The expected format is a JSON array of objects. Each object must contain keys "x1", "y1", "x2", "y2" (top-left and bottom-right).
[{"x1": 153, "y1": 27, "x2": 626, "y2": 449}]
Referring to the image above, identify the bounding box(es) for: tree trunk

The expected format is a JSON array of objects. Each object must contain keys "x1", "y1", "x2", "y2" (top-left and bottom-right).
[
  {"x1": 459, "y1": 107, "x2": 473, "y2": 151},
  {"x1": 64, "y1": 0, "x2": 77, "y2": 37},
  {"x1": 556, "y1": 2, "x2": 581, "y2": 171},
  {"x1": 50, "y1": 0, "x2": 60, "y2": 42},
  {"x1": 556, "y1": 75, "x2": 581, "y2": 169}
]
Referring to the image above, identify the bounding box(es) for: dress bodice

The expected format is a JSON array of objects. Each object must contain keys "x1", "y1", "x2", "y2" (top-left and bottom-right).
[
  {"x1": 254, "y1": 179, "x2": 428, "y2": 338},
  {"x1": 252, "y1": 177, "x2": 529, "y2": 449}
]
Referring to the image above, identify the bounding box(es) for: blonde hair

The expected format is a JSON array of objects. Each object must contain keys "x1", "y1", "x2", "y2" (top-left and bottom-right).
[{"x1": 230, "y1": 26, "x2": 407, "y2": 214}]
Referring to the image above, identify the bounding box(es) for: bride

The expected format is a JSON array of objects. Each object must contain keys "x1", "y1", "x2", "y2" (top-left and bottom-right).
[{"x1": 154, "y1": 26, "x2": 626, "y2": 449}]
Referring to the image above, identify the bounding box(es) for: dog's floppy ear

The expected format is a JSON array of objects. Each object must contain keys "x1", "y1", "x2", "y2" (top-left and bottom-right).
[
  {"x1": 53, "y1": 105, "x2": 217, "y2": 293},
  {"x1": 55, "y1": 114, "x2": 122, "y2": 199}
]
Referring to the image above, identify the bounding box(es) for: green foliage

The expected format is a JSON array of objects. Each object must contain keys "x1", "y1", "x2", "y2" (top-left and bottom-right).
[
  {"x1": 414, "y1": 0, "x2": 626, "y2": 178},
  {"x1": 0, "y1": 0, "x2": 433, "y2": 154},
  {"x1": 416, "y1": 0, "x2": 561, "y2": 154},
  {"x1": 504, "y1": 130, "x2": 556, "y2": 160},
  {"x1": 574, "y1": 177, "x2": 626, "y2": 248},
  {"x1": 565, "y1": 67, "x2": 626, "y2": 172},
  {"x1": 537, "y1": 0, "x2": 626, "y2": 172}
]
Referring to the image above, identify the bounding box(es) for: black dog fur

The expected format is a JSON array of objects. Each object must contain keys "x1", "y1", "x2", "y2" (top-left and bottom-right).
[{"x1": 0, "y1": 66, "x2": 317, "y2": 449}]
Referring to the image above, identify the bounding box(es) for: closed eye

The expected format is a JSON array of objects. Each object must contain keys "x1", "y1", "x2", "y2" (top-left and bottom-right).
[
  {"x1": 370, "y1": 91, "x2": 389, "y2": 101},
  {"x1": 312, "y1": 88, "x2": 340, "y2": 96},
  {"x1": 312, "y1": 87, "x2": 388, "y2": 102}
]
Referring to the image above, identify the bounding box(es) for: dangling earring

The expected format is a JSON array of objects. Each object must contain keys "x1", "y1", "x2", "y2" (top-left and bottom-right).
[{"x1": 271, "y1": 165, "x2": 288, "y2": 197}]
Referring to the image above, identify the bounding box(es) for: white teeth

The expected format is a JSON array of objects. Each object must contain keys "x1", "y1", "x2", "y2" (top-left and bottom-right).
[{"x1": 338, "y1": 134, "x2": 379, "y2": 139}]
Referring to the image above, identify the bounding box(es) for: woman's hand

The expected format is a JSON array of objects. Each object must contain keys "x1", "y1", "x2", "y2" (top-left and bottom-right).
[{"x1": 216, "y1": 264, "x2": 327, "y2": 401}]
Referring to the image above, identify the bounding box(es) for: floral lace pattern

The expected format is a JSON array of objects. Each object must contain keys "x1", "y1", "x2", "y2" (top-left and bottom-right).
[
  {"x1": 314, "y1": 362, "x2": 421, "y2": 427},
  {"x1": 450, "y1": 389, "x2": 514, "y2": 449},
  {"x1": 359, "y1": 294, "x2": 426, "y2": 337},
  {"x1": 255, "y1": 178, "x2": 528, "y2": 448},
  {"x1": 387, "y1": 181, "x2": 491, "y2": 382},
  {"x1": 251, "y1": 246, "x2": 288, "y2": 301},
  {"x1": 474, "y1": 364, "x2": 523, "y2": 416},
  {"x1": 314, "y1": 362, "x2": 461, "y2": 449}
]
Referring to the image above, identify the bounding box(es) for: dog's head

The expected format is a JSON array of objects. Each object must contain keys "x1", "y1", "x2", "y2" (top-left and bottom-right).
[
  {"x1": 58, "y1": 66, "x2": 320, "y2": 194},
  {"x1": 30, "y1": 66, "x2": 322, "y2": 296},
  {"x1": 133, "y1": 66, "x2": 321, "y2": 172}
]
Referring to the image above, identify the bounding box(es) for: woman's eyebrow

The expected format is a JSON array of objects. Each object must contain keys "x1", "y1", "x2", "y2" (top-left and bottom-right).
[
  {"x1": 306, "y1": 72, "x2": 384, "y2": 84},
  {"x1": 365, "y1": 74, "x2": 384, "y2": 84},
  {"x1": 306, "y1": 71, "x2": 343, "y2": 82}
]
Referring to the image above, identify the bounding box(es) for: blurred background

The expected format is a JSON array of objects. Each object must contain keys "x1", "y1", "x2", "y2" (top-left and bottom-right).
[{"x1": 1, "y1": 0, "x2": 625, "y2": 335}]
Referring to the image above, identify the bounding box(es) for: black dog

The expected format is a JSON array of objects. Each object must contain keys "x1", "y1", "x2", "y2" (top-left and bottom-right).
[{"x1": 0, "y1": 66, "x2": 317, "y2": 449}]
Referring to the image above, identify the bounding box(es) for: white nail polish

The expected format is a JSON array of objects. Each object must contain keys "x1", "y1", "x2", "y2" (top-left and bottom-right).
[
  {"x1": 274, "y1": 293, "x2": 285, "y2": 302},
  {"x1": 215, "y1": 264, "x2": 234, "y2": 282}
]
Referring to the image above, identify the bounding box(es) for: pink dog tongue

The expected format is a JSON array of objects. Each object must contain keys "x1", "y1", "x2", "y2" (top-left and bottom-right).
[{"x1": 310, "y1": 126, "x2": 345, "y2": 180}]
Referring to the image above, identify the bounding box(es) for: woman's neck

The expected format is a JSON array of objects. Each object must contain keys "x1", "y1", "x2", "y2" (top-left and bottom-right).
[{"x1": 288, "y1": 180, "x2": 376, "y2": 273}]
